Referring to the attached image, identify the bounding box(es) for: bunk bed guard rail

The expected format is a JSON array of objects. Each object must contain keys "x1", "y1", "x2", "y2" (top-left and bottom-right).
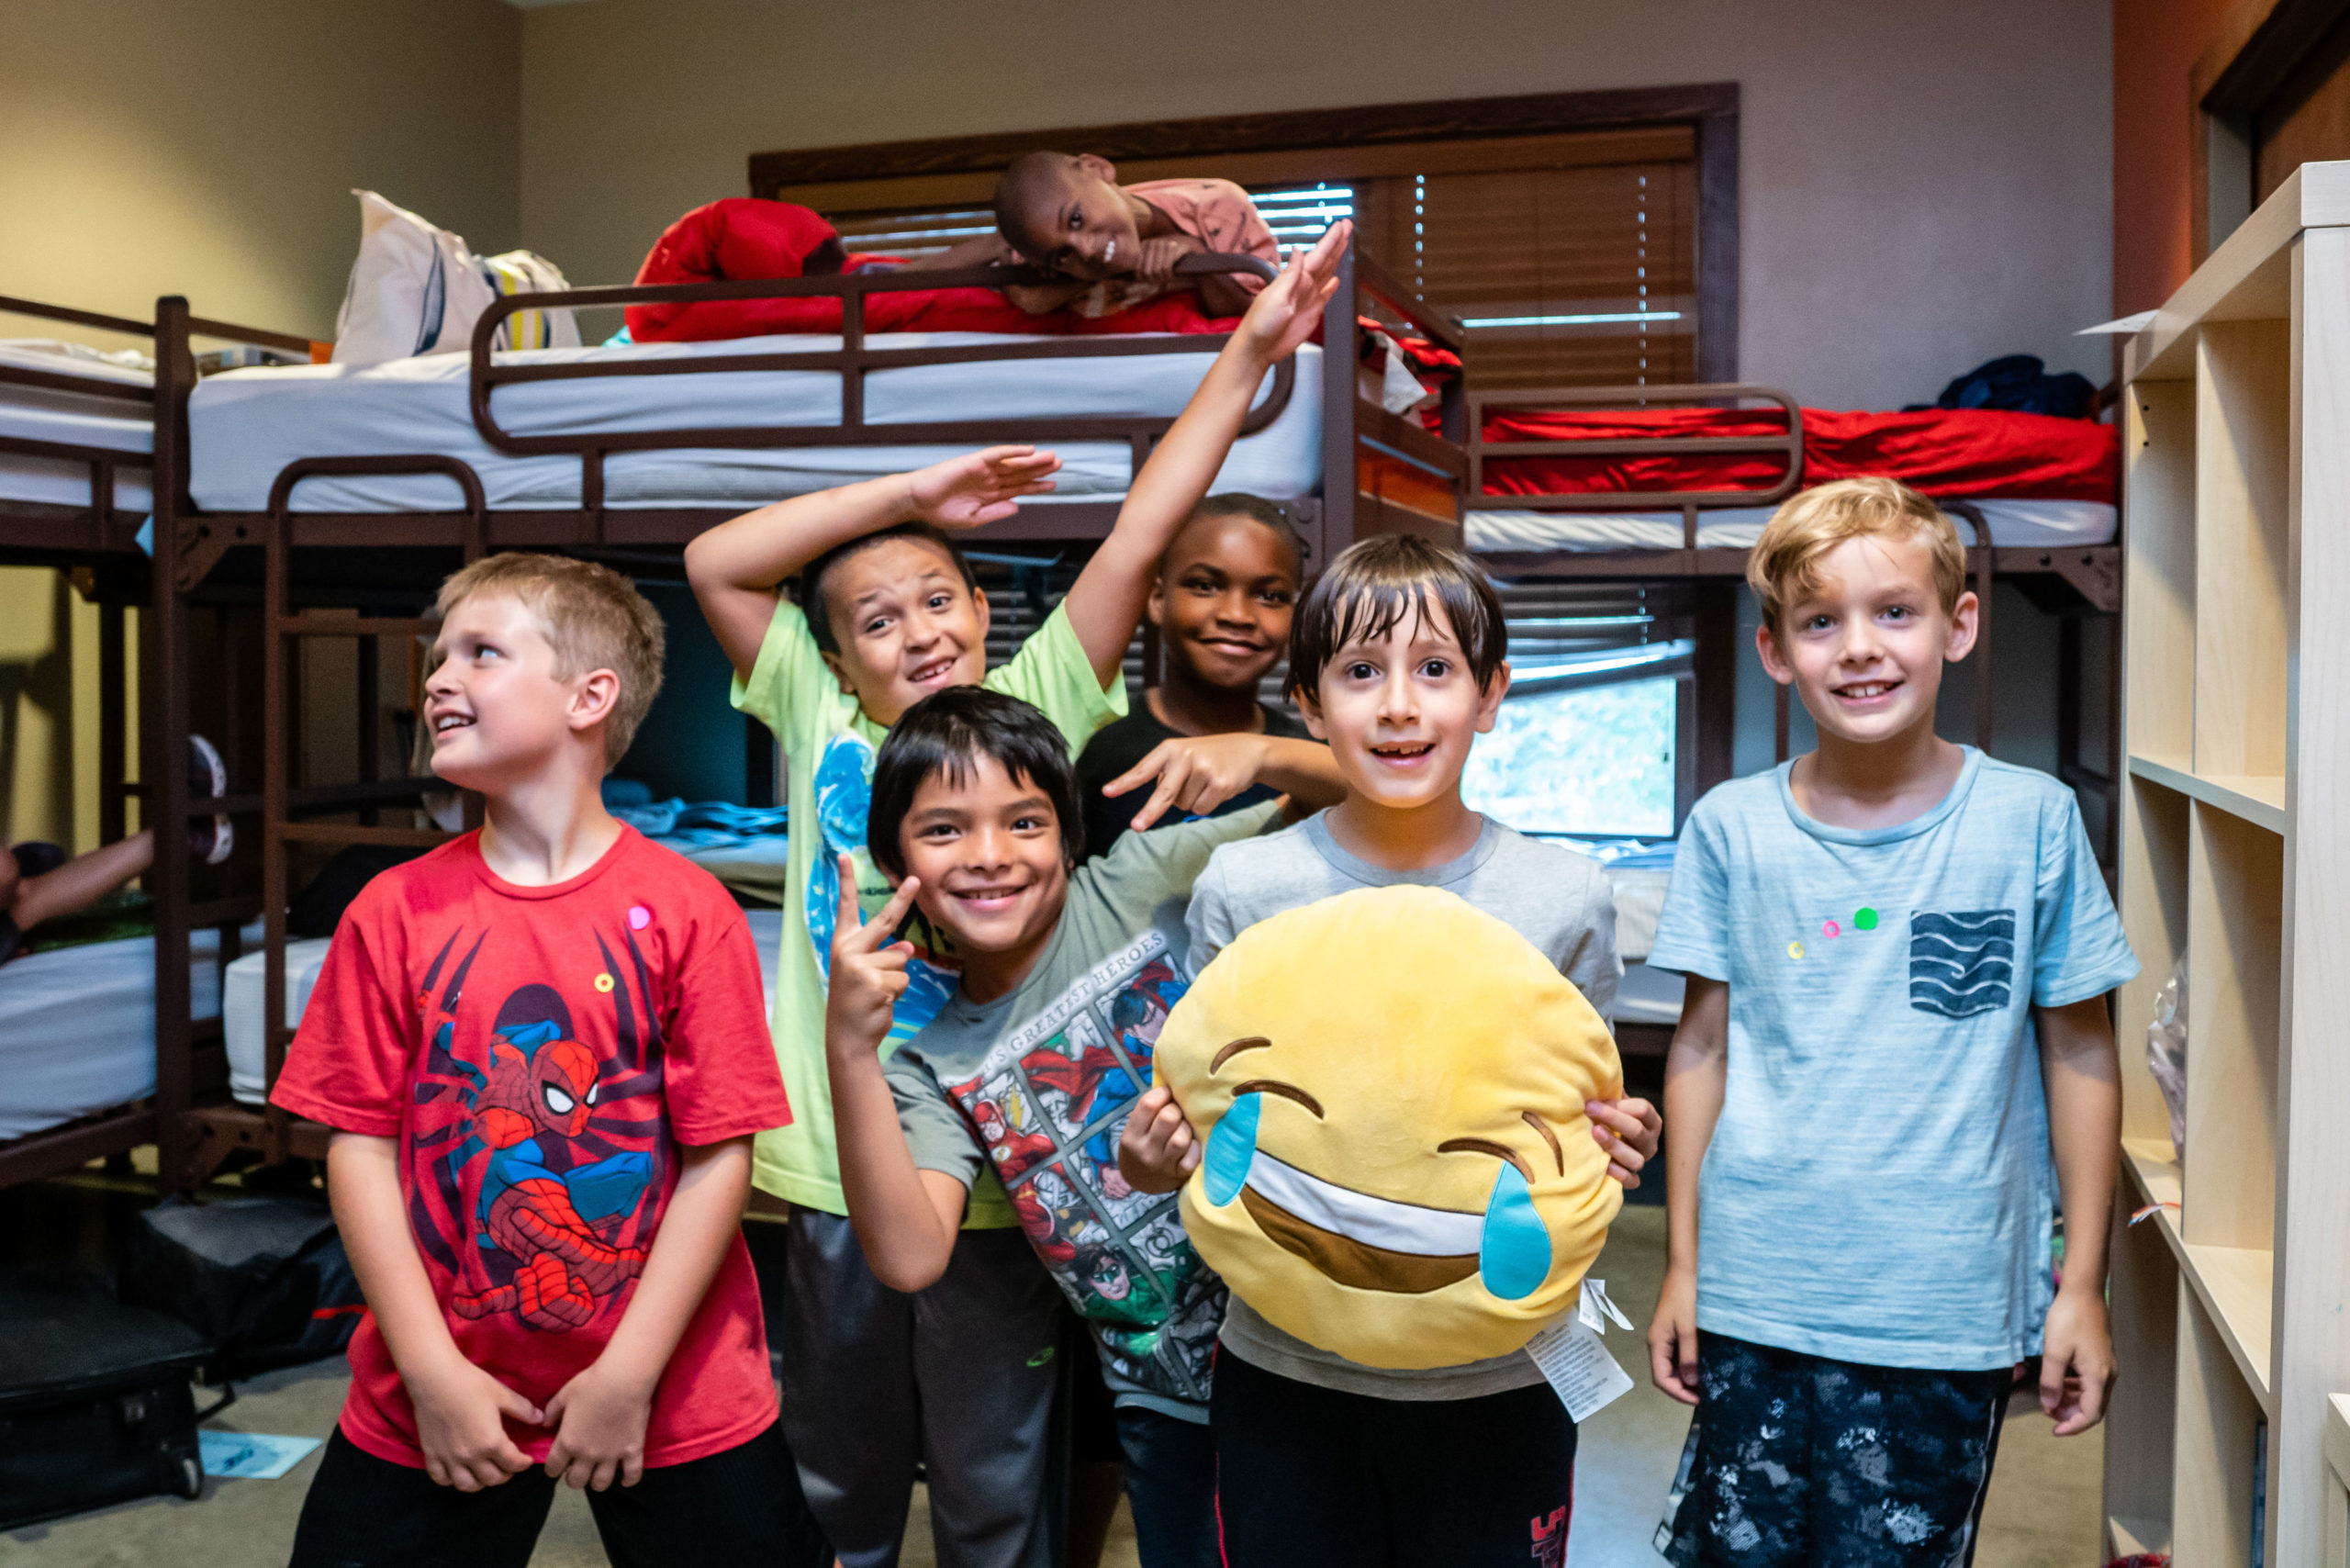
[
  {"x1": 464, "y1": 255, "x2": 1293, "y2": 516},
  {"x1": 1464, "y1": 384, "x2": 1805, "y2": 551}
]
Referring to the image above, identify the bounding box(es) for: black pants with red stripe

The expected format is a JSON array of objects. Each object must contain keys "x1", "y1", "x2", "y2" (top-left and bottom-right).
[{"x1": 1208, "y1": 1349, "x2": 1578, "y2": 1568}]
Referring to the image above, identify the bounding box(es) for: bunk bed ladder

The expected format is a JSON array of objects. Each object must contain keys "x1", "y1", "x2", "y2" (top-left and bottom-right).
[{"x1": 196, "y1": 456, "x2": 486, "y2": 1180}]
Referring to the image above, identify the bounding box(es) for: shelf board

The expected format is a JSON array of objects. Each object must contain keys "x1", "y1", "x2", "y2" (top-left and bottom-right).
[
  {"x1": 2126, "y1": 756, "x2": 2286, "y2": 834},
  {"x1": 2327, "y1": 1394, "x2": 2350, "y2": 1495},
  {"x1": 2127, "y1": 161, "x2": 2350, "y2": 382},
  {"x1": 2106, "y1": 1514, "x2": 2169, "y2": 1560},
  {"x1": 2121, "y1": 1137, "x2": 2276, "y2": 1415}
]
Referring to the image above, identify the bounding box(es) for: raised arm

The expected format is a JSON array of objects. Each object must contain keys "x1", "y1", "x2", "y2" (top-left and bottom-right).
[
  {"x1": 1058, "y1": 222, "x2": 1350, "y2": 686},
  {"x1": 821, "y1": 855, "x2": 968, "y2": 1290},
  {"x1": 1650, "y1": 976, "x2": 1728, "y2": 1406},
  {"x1": 685, "y1": 447, "x2": 1062, "y2": 680}
]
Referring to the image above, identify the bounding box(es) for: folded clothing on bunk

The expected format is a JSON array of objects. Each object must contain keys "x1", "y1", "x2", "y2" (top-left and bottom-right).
[
  {"x1": 1477, "y1": 405, "x2": 2119, "y2": 504},
  {"x1": 607, "y1": 795, "x2": 787, "y2": 852},
  {"x1": 626, "y1": 198, "x2": 1241, "y2": 342}
]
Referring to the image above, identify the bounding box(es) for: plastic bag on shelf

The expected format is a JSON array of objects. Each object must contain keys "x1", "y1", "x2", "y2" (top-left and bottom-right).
[{"x1": 2147, "y1": 955, "x2": 2188, "y2": 1159}]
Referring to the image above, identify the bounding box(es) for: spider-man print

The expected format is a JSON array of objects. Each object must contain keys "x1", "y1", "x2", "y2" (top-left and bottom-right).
[{"x1": 408, "y1": 925, "x2": 668, "y2": 1335}]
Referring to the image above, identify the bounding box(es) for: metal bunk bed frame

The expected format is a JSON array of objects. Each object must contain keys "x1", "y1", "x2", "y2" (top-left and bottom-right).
[
  {"x1": 1456, "y1": 381, "x2": 2124, "y2": 841},
  {"x1": 0, "y1": 293, "x2": 311, "y2": 1188},
  {"x1": 148, "y1": 240, "x2": 1469, "y2": 1187}
]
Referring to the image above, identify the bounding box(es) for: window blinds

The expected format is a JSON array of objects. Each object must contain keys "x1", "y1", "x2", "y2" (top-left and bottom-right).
[{"x1": 800, "y1": 125, "x2": 1702, "y2": 391}]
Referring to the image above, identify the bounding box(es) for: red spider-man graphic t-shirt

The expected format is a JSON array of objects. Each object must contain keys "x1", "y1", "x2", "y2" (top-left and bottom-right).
[{"x1": 273, "y1": 826, "x2": 791, "y2": 1469}]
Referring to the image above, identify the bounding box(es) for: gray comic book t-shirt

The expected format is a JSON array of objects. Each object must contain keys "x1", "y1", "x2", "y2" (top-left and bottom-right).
[
  {"x1": 889, "y1": 802, "x2": 1285, "y2": 1422},
  {"x1": 1186, "y1": 811, "x2": 1621, "y2": 1402}
]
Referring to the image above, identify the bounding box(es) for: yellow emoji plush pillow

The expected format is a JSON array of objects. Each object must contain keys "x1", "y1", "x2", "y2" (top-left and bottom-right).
[{"x1": 1157, "y1": 884, "x2": 1623, "y2": 1371}]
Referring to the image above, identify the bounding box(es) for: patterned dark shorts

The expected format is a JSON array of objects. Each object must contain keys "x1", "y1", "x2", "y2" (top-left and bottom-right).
[{"x1": 1660, "y1": 1332, "x2": 2011, "y2": 1568}]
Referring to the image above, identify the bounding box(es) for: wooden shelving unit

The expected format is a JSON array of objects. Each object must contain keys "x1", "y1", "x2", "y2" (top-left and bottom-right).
[{"x1": 2104, "y1": 162, "x2": 2350, "y2": 1568}]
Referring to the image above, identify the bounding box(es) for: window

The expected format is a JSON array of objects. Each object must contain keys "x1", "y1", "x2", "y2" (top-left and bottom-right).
[{"x1": 1460, "y1": 580, "x2": 1691, "y2": 838}]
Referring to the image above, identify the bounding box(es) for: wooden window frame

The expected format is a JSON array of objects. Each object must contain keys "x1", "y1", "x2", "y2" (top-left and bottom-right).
[{"x1": 748, "y1": 84, "x2": 1740, "y2": 382}]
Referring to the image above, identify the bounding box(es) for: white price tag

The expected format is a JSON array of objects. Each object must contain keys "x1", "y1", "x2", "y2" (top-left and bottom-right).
[
  {"x1": 1522, "y1": 1315, "x2": 1635, "y2": 1422},
  {"x1": 1577, "y1": 1277, "x2": 1635, "y2": 1334}
]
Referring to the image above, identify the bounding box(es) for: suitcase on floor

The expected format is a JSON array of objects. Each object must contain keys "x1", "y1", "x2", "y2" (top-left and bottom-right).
[
  {"x1": 0, "y1": 1276, "x2": 214, "y2": 1528},
  {"x1": 127, "y1": 1193, "x2": 362, "y2": 1378}
]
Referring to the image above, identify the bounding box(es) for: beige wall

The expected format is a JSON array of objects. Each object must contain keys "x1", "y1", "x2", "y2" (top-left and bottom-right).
[
  {"x1": 3, "y1": 0, "x2": 521, "y2": 345},
  {"x1": 1, "y1": 0, "x2": 520, "y2": 846},
  {"x1": 519, "y1": 0, "x2": 2114, "y2": 412}
]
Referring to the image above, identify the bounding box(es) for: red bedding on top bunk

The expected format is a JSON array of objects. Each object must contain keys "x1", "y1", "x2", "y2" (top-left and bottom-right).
[
  {"x1": 1479, "y1": 406, "x2": 2119, "y2": 504},
  {"x1": 627, "y1": 198, "x2": 1241, "y2": 342}
]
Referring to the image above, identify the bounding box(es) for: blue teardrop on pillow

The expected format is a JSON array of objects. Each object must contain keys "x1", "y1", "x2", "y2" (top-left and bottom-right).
[
  {"x1": 1203, "y1": 1092, "x2": 1260, "y2": 1207},
  {"x1": 1480, "y1": 1162, "x2": 1550, "y2": 1301}
]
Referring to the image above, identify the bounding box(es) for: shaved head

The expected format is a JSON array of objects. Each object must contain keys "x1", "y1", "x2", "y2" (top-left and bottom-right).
[{"x1": 994, "y1": 151, "x2": 1087, "y2": 257}]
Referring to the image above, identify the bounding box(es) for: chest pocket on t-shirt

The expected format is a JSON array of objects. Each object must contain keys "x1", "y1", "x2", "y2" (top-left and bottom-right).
[{"x1": 1908, "y1": 911, "x2": 2016, "y2": 1018}]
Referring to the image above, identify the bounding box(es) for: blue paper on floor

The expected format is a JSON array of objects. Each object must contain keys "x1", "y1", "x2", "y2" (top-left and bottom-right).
[{"x1": 199, "y1": 1429, "x2": 322, "y2": 1480}]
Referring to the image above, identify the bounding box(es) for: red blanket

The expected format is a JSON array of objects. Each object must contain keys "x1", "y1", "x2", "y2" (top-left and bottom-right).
[
  {"x1": 626, "y1": 198, "x2": 1239, "y2": 342},
  {"x1": 1480, "y1": 406, "x2": 2118, "y2": 504}
]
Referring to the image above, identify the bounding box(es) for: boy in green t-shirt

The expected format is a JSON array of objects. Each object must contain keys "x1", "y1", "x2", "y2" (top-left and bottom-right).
[{"x1": 682, "y1": 221, "x2": 1345, "y2": 1568}]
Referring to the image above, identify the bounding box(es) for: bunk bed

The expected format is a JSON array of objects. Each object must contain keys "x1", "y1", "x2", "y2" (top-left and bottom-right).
[
  {"x1": 1453, "y1": 384, "x2": 2121, "y2": 786},
  {"x1": 0, "y1": 295, "x2": 310, "y2": 1187},
  {"x1": 1438, "y1": 384, "x2": 2124, "y2": 1056},
  {"x1": 144, "y1": 244, "x2": 1465, "y2": 1186}
]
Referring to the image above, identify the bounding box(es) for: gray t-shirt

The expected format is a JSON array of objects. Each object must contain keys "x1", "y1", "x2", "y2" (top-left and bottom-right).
[
  {"x1": 1187, "y1": 810, "x2": 1621, "y2": 1401},
  {"x1": 889, "y1": 802, "x2": 1285, "y2": 1422}
]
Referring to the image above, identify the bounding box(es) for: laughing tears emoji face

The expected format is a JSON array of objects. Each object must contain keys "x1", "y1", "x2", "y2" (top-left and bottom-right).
[{"x1": 1158, "y1": 884, "x2": 1623, "y2": 1370}]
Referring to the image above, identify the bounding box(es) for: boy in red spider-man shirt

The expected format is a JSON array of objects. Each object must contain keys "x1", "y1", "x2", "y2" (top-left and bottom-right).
[{"x1": 271, "y1": 554, "x2": 821, "y2": 1568}]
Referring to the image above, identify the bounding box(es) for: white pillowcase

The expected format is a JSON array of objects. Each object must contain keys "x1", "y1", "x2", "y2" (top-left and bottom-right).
[{"x1": 330, "y1": 190, "x2": 579, "y2": 366}]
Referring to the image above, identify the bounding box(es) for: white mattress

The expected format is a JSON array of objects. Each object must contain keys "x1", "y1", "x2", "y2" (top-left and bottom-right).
[
  {"x1": 0, "y1": 340, "x2": 155, "y2": 514},
  {"x1": 225, "y1": 911, "x2": 787, "y2": 1105},
  {"x1": 1613, "y1": 961, "x2": 1685, "y2": 1028},
  {"x1": 189, "y1": 333, "x2": 1322, "y2": 514},
  {"x1": 0, "y1": 921, "x2": 258, "y2": 1139},
  {"x1": 1465, "y1": 498, "x2": 2116, "y2": 554}
]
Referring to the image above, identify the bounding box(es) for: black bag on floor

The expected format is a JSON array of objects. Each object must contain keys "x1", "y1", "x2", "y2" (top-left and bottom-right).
[
  {"x1": 127, "y1": 1194, "x2": 363, "y2": 1379},
  {"x1": 0, "y1": 1276, "x2": 214, "y2": 1528}
]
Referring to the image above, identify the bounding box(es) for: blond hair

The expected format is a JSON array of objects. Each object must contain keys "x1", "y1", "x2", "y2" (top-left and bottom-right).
[
  {"x1": 433, "y1": 553, "x2": 665, "y2": 767},
  {"x1": 1747, "y1": 476, "x2": 1967, "y2": 633}
]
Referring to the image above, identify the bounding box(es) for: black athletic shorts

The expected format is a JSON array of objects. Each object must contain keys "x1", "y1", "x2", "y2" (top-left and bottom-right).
[
  {"x1": 1209, "y1": 1347, "x2": 1578, "y2": 1567},
  {"x1": 285, "y1": 1420, "x2": 827, "y2": 1568}
]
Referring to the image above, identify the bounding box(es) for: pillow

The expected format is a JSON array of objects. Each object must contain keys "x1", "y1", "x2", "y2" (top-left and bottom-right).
[
  {"x1": 331, "y1": 190, "x2": 578, "y2": 366},
  {"x1": 1155, "y1": 884, "x2": 1623, "y2": 1370}
]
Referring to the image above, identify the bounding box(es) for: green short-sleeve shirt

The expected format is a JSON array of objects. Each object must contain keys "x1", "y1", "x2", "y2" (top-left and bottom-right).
[{"x1": 730, "y1": 595, "x2": 1126, "y2": 1220}]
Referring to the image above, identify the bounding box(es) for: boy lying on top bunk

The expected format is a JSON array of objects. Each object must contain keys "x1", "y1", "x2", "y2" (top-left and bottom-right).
[{"x1": 909, "y1": 151, "x2": 1277, "y2": 319}]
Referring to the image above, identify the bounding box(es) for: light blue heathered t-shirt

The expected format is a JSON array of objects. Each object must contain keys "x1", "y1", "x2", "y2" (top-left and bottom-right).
[{"x1": 1648, "y1": 748, "x2": 2136, "y2": 1371}]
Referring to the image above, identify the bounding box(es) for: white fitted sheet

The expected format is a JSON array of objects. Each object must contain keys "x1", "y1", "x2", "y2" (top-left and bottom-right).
[
  {"x1": 189, "y1": 334, "x2": 1322, "y2": 514},
  {"x1": 1465, "y1": 498, "x2": 2116, "y2": 555},
  {"x1": 0, "y1": 922, "x2": 258, "y2": 1139},
  {"x1": 0, "y1": 340, "x2": 155, "y2": 514},
  {"x1": 1612, "y1": 961, "x2": 1686, "y2": 1028},
  {"x1": 224, "y1": 912, "x2": 788, "y2": 1105}
]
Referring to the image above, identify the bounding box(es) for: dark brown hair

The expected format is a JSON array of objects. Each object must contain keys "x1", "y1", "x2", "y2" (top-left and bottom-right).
[
  {"x1": 1284, "y1": 533, "x2": 1506, "y2": 704},
  {"x1": 867, "y1": 687, "x2": 1084, "y2": 880},
  {"x1": 796, "y1": 522, "x2": 979, "y2": 656}
]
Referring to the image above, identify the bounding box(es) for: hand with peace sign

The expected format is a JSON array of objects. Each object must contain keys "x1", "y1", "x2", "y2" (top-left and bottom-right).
[{"x1": 822, "y1": 853, "x2": 923, "y2": 1063}]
